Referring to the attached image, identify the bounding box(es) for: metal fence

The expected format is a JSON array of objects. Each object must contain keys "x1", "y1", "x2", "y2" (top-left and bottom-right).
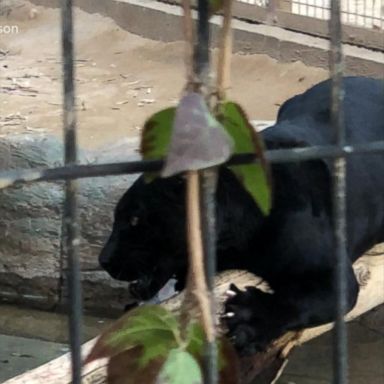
[
  {"x1": 1, "y1": 0, "x2": 383, "y2": 383},
  {"x1": 233, "y1": 0, "x2": 384, "y2": 50},
  {"x1": 291, "y1": 0, "x2": 383, "y2": 28},
  {"x1": 164, "y1": 0, "x2": 383, "y2": 51},
  {"x1": 238, "y1": 0, "x2": 384, "y2": 29}
]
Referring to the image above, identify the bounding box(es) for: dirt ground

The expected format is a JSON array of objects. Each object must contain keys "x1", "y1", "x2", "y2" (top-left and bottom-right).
[{"x1": 1, "y1": 0, "x2": 328, "y2": 151}]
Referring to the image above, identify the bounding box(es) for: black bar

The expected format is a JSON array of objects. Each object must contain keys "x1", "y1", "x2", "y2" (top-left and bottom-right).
[
  {"x1": 200, "y1": 168, "x2": 219, "y2": 384},
  {"x1": 61, "y1": 1, "x2": 82, "y2": 383},
  {"x1": 195, "y1": 0, "x2": 218, "y2": 383},
  {"x1": 195, "y1": 0, "x2": 210, "y2": 81},
  {"x1": 200, "y1": 170, "x2": 218, "y2": 294},
  {"x1": 329, "y1": 0, "x2": 348, "y2": 381},
  {"x1": 1, "y1": 139, "x2": 384, "y2": 189}
]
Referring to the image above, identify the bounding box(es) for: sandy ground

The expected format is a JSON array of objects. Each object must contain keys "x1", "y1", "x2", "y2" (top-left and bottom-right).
[{"x1": 1, "y1": 1, "x2": 328, "y2": 152}]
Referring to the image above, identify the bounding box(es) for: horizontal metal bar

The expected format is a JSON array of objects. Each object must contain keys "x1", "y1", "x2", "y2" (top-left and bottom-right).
[{"x1": 1, "y1": 139, "x2": 384, "y2": 189}]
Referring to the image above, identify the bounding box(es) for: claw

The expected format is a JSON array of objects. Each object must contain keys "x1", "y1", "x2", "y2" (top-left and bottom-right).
[
  {"x1": 225, "y1": 289, "x2": 237, "y2": 297},
  {"x1": 222, "y1": 312, "x2": 235, "y2": 318}
]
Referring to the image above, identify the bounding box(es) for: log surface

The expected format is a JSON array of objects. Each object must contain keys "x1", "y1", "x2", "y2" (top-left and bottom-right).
[{"x1": 4, "y1": 252, "x2": 384, "y2": 384}]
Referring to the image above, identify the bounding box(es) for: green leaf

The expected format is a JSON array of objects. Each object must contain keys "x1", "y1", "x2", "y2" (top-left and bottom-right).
[
  {"x1": 184, "y1": 323, "x2": 239, "y2": 384},
  {"x1": 141, "y1": 108, "x2": 175, "y2": 160},
  {"x1": 158, "y1": 349, "x2": 203, "y2": 384},
  {"x1": 137, "y1": 329, "x2": 178, "y2": 367},
  {"x1": 108, "y1": 305, "x2": 179, "y2": 344},
  {"x1": 231, "y1": 163, "x2": 271, "y2": 215},
  {"x1": 162, "y1": 92, "x2": 233, "y2": 177},
  {"x1": 185, "y1": 322, "x2": 205, "y2": 356},
  {"x1": 218, "y1": 101, "x2": 272, "y2": 215},
  {"x1": 84, "y1": 305, "x2": 180, "y2": 365},
  {"x1": 140, "y1": 107, "x2": 176, "y2": 182}
]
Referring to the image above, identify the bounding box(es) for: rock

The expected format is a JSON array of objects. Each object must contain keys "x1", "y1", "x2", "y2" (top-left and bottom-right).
[{"x1": 0, "y1": 134, "x2": 139, "y2": 314}]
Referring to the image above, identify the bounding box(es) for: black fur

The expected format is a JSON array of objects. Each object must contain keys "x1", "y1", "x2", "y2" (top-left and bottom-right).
[{"x1": 99, "y1": 77, "x2": 384, "y2": 354}]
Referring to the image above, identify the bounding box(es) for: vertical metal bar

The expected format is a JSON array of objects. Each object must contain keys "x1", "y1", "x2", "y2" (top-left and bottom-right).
[
  {"x1": 200, "y1": 169, "x2": 219, "y2": 384},
  {"x1": 195, "y1": 0, "x2": 210, "y2": 83},
  {"x1": 195, "y1": 1, "x2": 218, "y2": 384},
  {"x1": 329, "y1": 0, "x2": 348, "y2": 383},
  {"x1": 200, "y1": 172, "x2": 218, "y2": 299},
  {"x1": 61, "y1": 1, "x2": 82, "y2": 383}
]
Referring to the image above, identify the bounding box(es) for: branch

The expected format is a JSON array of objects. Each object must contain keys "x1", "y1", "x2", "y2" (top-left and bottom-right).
[
  {"x1": 184, "y1": 170, "x2": 216, "y2": 342},
  {"x1": 5, "y1": 253, "x2": 383, "y2": 384}
]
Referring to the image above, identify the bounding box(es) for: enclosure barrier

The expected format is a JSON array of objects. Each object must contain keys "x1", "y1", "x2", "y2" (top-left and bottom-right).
[
  {"x1": 162, "y1": 0, "x2": 383, "y2": 51},
  {"x1": 0, "y1": 0, "x2": 382, "y2": 383}
]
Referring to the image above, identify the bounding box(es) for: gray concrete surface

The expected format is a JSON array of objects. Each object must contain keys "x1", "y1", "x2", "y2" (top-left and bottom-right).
[
  {"x1": 0, "y1": 305, "x2": 114, "y2": 383},
  {"x1": 281, "y1": 322, "x2": 384, "y2": 384},
  {"x1": 0, "y1": 334, "x2": 67, "y2": 383}
]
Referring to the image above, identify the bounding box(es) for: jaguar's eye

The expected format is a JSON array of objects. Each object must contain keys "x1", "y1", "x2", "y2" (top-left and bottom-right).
[{"x1": 130, "y1": 216, "x2": 139, "y2": 226}]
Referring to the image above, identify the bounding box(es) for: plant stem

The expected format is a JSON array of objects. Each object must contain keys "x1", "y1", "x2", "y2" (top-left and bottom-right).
[{"x1": 185, "y1": 170, "x2": 216, "y2": 343}]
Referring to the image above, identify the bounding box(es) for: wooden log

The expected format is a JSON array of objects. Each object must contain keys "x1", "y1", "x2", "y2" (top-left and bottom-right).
[{"x1": 5, "y1": 252, "x2": 384, "y2": 384}]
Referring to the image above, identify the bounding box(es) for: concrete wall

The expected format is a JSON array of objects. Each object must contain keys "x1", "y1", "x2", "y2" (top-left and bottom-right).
[{"x1": 29, "y1": 0, "x2": 384, "y2": 77}]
